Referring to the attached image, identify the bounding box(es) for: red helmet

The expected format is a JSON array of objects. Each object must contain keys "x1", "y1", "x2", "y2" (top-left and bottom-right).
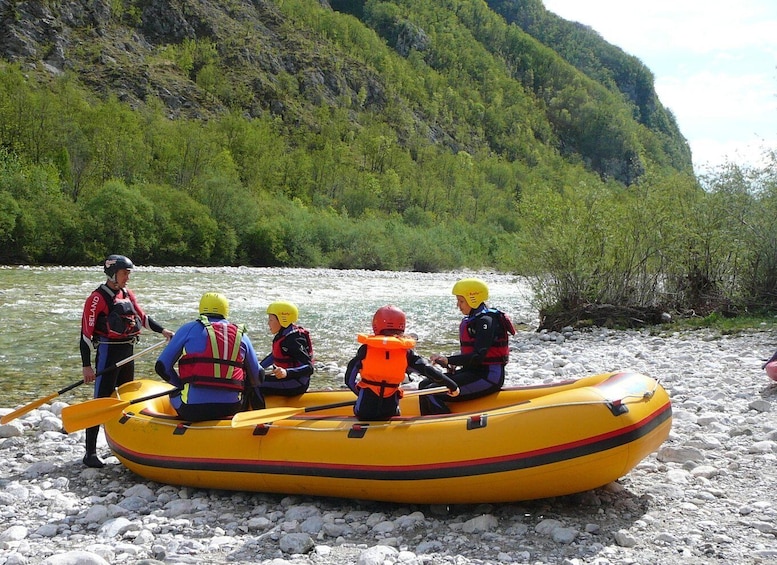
[{"x1": 372, "y1": 305, "x2": 406, "y2": 335}]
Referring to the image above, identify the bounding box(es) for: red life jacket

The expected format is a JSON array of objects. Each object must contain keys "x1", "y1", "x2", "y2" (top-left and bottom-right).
[
  {"x1": 459, "y1": 308, "x2": 515, "y2": 365},
  {"x1": 272, "y1": 325, "x2": 314, "y2": 369},
  {"x1": 177, "y1": 316, "x2": 246, "y2": 391},
  {"x1": 355, "y1": 334, "x2": 416, "y2": 398},
  {"x1": 95, "y1": 285, "x2": 142, "y2": 341}
]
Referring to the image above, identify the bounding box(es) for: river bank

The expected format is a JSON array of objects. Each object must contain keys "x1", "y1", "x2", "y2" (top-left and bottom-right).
[{"x1": 2, "y1": 325, "x2": 776, "y2": 565}]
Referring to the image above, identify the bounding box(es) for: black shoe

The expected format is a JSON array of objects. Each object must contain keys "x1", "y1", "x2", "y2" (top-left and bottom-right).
[{"x1": 82, "y1": 453, "x2": 105, "y2": 468}]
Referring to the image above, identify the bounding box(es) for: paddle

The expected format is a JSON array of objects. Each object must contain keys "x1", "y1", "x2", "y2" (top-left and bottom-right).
[
  {"x1": 231, "y1": 385, "x2": 453, "y2": 427},
  {"x1": 1, "y1": 340, "x2": 167, "y2": 425},
  {"x1": 61, "y1": 386, "x2": 180, "y2": 433}
]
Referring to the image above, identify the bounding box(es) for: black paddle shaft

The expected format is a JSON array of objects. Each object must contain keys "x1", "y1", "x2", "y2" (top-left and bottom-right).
[{"x1": 64, "y1": 339, "x2": 167, "y2": 395}]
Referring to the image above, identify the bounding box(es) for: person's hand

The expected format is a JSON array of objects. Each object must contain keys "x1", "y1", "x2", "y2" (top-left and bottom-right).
[
  {"x1": 82, "y1": 366, "x2": 96, "y2": 384},
  {"x1": 162, "y1": 329, "x2": 175, "y2": 340},
  {"x1": 447, "y1": 386, "x2": 460, "y2": 397},
  {"x1": 431, "y1": 354, "x2": 448, "y2": 368},
  {"x1": 271, "y1": 366, "x2": 288, "y2": 379}
]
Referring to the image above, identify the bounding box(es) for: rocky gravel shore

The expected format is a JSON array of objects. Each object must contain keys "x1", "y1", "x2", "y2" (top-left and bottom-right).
[{"x1": 2, "y1": 326, "x2": 776, "y2": 565}]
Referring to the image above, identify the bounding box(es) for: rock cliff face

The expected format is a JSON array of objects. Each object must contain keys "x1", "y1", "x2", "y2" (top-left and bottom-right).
[
  {"x1": 0, "y1": 0, "x2": 692, "y2": 182},
  {"x1": 0, "y1": 0, "x2": 384, "y2": 122}
]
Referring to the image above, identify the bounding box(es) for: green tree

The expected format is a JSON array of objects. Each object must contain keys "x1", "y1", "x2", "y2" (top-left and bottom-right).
[
  {"x1": 143, "y1": 184, "x2": 220, "y2": 265},
  {"x1": 0, "y1": 149, "x2": 84, "y2": 263},
  {"x1": 82, "y1": 180, "x2": 157, "y2": 261}
]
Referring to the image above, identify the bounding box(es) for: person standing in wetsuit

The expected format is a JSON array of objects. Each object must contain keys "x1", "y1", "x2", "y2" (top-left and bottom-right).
[
  {"x1": 79, "y1": 254, "x2": 174, "y2": 468},
  {"x1": 419, "y1": 278, "x2": 515, "y2": 415}
]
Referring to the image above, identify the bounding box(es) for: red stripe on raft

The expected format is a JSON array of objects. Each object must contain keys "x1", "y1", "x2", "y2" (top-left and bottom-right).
[{"x1": 107, "y1": 401, "x2": 671, "y2": 481}]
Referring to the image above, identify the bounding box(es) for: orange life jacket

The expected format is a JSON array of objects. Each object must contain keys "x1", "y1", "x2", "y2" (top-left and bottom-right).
[{"x1": 355, "y1": 334, "x2": 416, "y2": 398}]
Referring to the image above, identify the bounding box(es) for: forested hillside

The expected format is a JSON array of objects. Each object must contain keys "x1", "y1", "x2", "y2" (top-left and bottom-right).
[
  {"x1": 2, "y1": 0, "x2": 775, "y2": 319},
  {"x1": 487, "y1": 0, "x2": 691, "y2": 169}
]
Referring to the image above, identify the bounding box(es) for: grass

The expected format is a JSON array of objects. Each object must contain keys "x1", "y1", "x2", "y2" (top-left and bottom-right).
[{"x1": 670, "y1": 312, "x2": 777, "y2": 335}]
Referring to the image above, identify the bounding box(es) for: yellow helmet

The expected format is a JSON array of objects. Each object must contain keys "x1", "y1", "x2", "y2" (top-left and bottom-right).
[
  {"x1": 199, "y1": 292, "x2": 229, "y2": 318},
  {"x1": 266, "y1": 301, "x2": 299, "y2": 327},
  {"x1": 452, "y1": 278, "x2": 489, "y2": 308}
]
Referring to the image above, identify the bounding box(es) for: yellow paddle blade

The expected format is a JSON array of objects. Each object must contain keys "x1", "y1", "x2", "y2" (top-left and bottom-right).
[
  {"x1": 61, "y1": 398, "x2": 131, "y2": 433},
  {"x1": 1, "y1": 393, "x2": 59, "y2": 424}
]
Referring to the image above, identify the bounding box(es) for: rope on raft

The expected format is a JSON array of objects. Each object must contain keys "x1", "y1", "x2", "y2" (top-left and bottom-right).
[{"x1": 116, "y1": 378, "x2": 663, "y2": 433}]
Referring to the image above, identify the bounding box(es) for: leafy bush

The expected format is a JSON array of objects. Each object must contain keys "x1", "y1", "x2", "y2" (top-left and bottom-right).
[{"x1": 82, "y1": 180, "x2": 157, "y2": 262}]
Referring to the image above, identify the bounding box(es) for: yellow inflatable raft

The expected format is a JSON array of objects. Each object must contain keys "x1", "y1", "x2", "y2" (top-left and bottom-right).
[{"x1": 102, "y1": 371, "x2": 671, "y2": 504}]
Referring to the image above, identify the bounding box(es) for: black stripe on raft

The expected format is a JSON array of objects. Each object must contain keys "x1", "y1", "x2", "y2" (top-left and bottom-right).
[{"x1": 107, "y1": 402, "x2": 671, "y2": 482}]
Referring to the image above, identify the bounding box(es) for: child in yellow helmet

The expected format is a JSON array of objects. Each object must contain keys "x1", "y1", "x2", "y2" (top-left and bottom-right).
[
  {"x1": 246, "y1": 301, "x2": 315, "y2": 409},
  {"x1": 420, "y1": 278, "x2": 515, "y2": 415},
  {"x1": 155, "y1": 292, "x2": 263, "y2": 421}
]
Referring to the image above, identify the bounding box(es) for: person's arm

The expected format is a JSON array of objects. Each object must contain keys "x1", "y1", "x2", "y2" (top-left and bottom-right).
[
  {"x1": 147, "y1": 316, "x2": 174, "y2": 340},
  {"x1": 344, "y1": 345, "x2": 367, "y2": 394},
  {"x1": 408, "y1": 351, "x2": 459, "y2": 394},
  {"x1": 258, "y1": 352, "x2": 274, "y2": 369},
  {"x1": 275, "y1": 333, "x2": 314, "y2": 379},
  {"x1": 80, "y1": 291, "x2": 105, "y2": 383},
  {"x1": 80, "y1": 339, "x2": 93, "y2": 376},
  {"x1": 242, "y1": 335, "x2": 265, "y2": 389},
  {"x1": 154, "y1": 324, "x2": 189, "y2": 384},
  {"x1": 128, "y1": 290, "x2": 174, "y2": 339}
]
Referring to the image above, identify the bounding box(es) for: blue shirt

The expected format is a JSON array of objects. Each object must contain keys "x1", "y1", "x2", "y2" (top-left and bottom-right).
[{"x1": 156, "y1": 316, "x2": 261, "y2": 405}]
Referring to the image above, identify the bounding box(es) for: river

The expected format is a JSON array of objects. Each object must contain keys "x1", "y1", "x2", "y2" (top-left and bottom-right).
[{"x1": 0, "y1": 266, "x2": 536, "y2": 407}]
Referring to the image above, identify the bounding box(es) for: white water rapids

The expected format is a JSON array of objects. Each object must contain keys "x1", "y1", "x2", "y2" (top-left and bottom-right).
[{"x1": 0, "y1": 266, "x2": 535, "y2": 404}]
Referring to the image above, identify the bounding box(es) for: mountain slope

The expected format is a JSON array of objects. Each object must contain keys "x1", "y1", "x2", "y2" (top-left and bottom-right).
[
  {"x1": 486, "y1": 0, "x2": 691, "y2": 171},
  {"x1": 0, "y1": 0, "x2": 692, "y2": 186}
]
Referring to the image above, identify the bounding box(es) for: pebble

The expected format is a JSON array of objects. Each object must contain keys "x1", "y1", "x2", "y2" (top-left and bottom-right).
[{"x1": 1, "y1": 327, "x2": 776, "y2": 564}]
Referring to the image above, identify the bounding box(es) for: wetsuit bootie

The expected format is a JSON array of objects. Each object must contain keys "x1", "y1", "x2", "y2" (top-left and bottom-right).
[
  {"x1": 82, "y1": 453, "x2": 105, "y2": 468},
  {"x1": 83, "y1": 426, "x2": 104, "y2": 467}
]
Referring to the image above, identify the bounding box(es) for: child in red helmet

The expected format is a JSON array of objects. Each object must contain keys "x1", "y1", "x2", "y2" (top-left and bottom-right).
[{"x1": 344, "y1": 305, "x2": 458, "y2": 420}]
